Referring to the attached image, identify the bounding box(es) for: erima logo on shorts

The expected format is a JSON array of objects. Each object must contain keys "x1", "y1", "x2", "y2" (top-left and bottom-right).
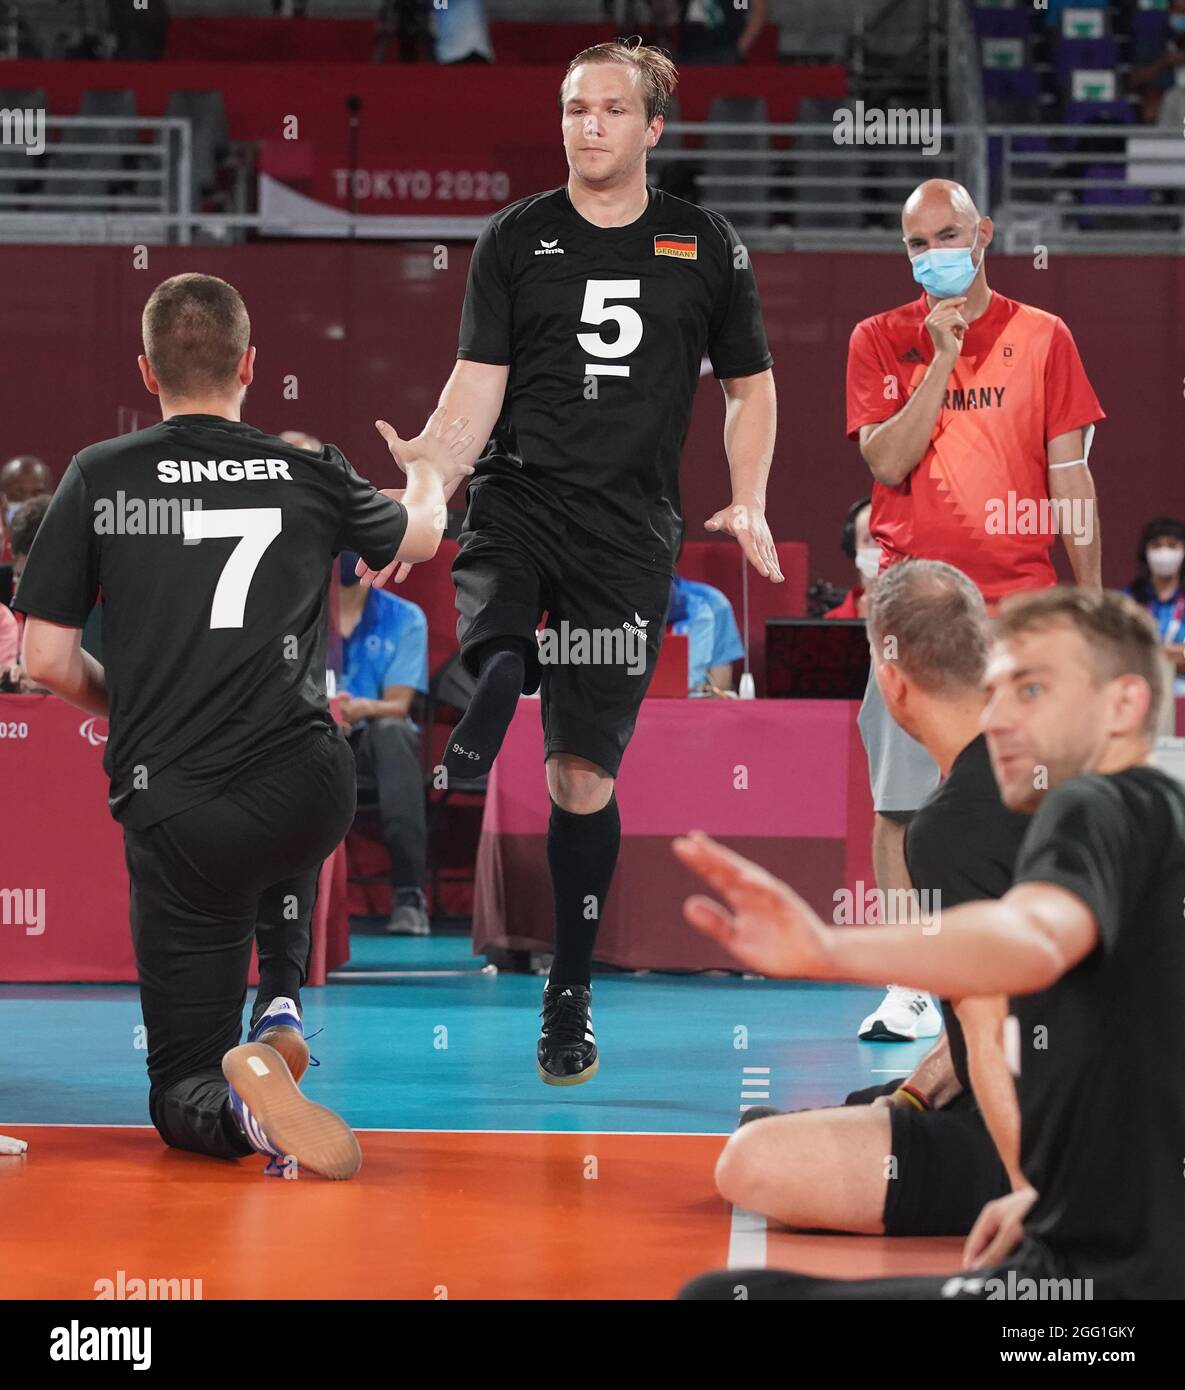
[
  {"x1": 534, "y1": 239, "x2": 564, "y2": 255},
  {"x1": 622, "y1": 612, "x2": 649, "y2": 638},
  {"x1": 156, "y1": 459, "x2": 293, "y2": 483}
]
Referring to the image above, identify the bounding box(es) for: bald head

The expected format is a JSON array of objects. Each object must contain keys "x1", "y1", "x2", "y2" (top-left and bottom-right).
[
  {"x1": 903, "y1": 179, "x2": 979, "y2": 227},
  {"x1": 1, "y1": 456, "x2": 52, "y2": 510},
  {"x1": 902, "y1": 178, "x2": 991, "y2": 254}
]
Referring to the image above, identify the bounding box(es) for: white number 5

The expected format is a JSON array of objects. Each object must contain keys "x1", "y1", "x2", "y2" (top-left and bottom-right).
[
  {"x1": 578, "y1": 279, "x2": 642, "y2": 377},
  {"x1": 182, "y1": 507, "x2": 283, "y2": 629}
]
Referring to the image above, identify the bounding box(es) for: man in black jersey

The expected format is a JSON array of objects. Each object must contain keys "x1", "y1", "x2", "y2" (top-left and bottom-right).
[
  {"x1": 676, "y1": 586, "x2": 1185, "y2": 1299},
  {"x1": 717, "y1": 561, "x2": 1026, "y2": 1238},
  {"x1": 14, "y1": 273, "x2": 472, "y2": 1180},
  {"x1": 359, "y1": 38, "x2": 780, "y2": 1085}
]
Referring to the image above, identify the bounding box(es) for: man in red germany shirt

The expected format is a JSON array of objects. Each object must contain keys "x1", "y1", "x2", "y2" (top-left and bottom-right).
[{"x1": 845, "y1": 178, "x2": 1104, "y2": 1043}]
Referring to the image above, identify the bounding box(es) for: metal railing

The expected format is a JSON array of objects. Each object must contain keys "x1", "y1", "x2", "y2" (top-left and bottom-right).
[
  {"x1": 0, "y1": 115, "x2": 193, "y2": 244},
  {"x1": 2, "y1": 114, "x2": 1183, "y2": 252}
]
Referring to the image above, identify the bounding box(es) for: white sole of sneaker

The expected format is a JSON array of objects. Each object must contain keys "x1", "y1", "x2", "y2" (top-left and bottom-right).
[
  {"x1": 537, "y1": 1056, "x2": 600, "y2": 1087},
  {"x1": 222, "y1": 1043, "x2": 361, "y2": 1181}
]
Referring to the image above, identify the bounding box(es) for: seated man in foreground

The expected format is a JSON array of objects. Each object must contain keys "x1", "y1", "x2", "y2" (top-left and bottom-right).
[
  {"x1": 719, "y1": 560, "x2": 1027, "y2": 1238},
  {"x1": 677, "y1": 587, "x2": 1185, "y2": 1299}
]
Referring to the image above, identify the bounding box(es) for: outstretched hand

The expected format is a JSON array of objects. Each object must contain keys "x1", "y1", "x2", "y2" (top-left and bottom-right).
[
  {"x1": 673, "y1": 831, "x2": 833, "y2": 980},
  {"x1": 704, "y1": 501, "x2": 784, "y2": 583}
]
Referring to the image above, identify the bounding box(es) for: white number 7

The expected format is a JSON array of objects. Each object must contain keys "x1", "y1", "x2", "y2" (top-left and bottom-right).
[{"x1": 182, "y1": 507, "x2": 283, "y2": 629}]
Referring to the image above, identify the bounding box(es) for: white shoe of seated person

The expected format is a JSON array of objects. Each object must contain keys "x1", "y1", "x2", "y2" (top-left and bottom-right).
[{"x1": 858, "y1": 985, "x2": 944, "y2": 1042}]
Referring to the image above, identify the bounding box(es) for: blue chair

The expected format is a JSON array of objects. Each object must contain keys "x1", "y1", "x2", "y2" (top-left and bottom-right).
[
  {"x1": 1055, "y1": 37, "x2": 1120, "y2": 92},
  {"x1": 1064, "y1": 99, "x2": 1136, "y2": 124},
  {"x1": 974, "y1": 9, "x2": 1032, "y2": 40}
]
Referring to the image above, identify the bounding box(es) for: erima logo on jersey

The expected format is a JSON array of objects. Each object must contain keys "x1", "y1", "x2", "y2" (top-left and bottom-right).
[
  {"x1": 623, "y1": 612, "x2": 649, "y2": 637},
  {"x1": 156, "y1": 459, "x2": 294, "y2": 483},
  {"x1": 534, "y1": 239, "x2": 564, "y2": 256}
]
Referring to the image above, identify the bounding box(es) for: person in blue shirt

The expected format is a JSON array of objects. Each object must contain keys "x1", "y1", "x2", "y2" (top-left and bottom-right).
[
  {"x1": 1124, "y1": 515, "x2": 1185, "y2": 699},
  {"x1": 338, "y1": 549, "x2": 431, "y2": 933},
  {"x1": 668, "y1": 574, "x2": 745, "y2": 694}
]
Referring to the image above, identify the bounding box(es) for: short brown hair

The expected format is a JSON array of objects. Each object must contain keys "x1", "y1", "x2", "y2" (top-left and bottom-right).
[
  {"x1": 9, "y1": 492, "x2": 51, "y2": 559},
  {"x1": 867, "y1": 559, "x2": 990, "y2": 693},
  {"x1": 142, "y1": 273, "x2": 250, "y2": 396},
  {"x1": 995, "y1": 587, "x2": 1166, "y2": 735},
  {"x1": 560, "y1": 37, "x2": 678, "y2": 124}
]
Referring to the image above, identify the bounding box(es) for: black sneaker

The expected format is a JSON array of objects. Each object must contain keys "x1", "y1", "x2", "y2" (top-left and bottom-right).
[{"x1": 537, "y1": 984, "x2": 598, "y2": 1086}]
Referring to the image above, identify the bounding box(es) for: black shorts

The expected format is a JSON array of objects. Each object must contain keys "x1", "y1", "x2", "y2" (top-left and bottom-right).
[
  {"x1": 844, "y1": 1079, "x2": 1011, "y2": 1237},
  {"x1": 452, "y1": 476, "x2": 673, "y2": 777}
]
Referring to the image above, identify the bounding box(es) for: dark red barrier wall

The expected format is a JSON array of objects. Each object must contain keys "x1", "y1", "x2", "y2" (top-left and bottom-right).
[
  {"x1": 0, "y1": 60, "x2": 846, "y2": 219},
  {"x1": 0, "y1": 244, "x2": 1174, "y2": 590}
]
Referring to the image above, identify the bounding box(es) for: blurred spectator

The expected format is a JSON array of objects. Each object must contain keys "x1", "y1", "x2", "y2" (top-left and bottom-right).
[
  {"x1": 338, "y1": 548, "x2": 432, "y2": 935},
  {"x1": 435, "y1": 0, "x2": 493, "y2": 64},
  {"x1": 825, "y1": 496, "x2": 879, "y2": 620},
  {"x1": 1125, "y1": 515, "x2": 1185, "y2": 698},
  {"x1": 1, "y1": 456, "x2": 52, "y2": 563},
  {"x1": 0, "y1": 602, "x2": 17, "y2": 669},
  {"x1": 1, "y1": 493, "x2": 52, "y2": 692},
  {"x1": 678, "y1": 0, "x2": 767, "y2": 64},
  {"x1": 1132, "y1": 0, "x2": 1185, "y2": 124},
  {"x1": 107, "y1": 0, "x2": 170, "y2": 61},
  {"x1": 669, "y1": 573, "x2": 745, "y2": 694}
]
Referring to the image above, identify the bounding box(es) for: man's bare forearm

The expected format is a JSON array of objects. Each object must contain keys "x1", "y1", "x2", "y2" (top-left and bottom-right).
[
  {"x1": 824, "y1": 897, "x2": 1066, "y2": 998},
  {"x1": 396, "y1": 462, "x2": 448, "y2": 563},
  {"x1": 957, "y1": 995, "x2": 1025, "y2": 1190},
  {"x1": 722, "y1": 371, "x2": 776, "y2": 505},
  {"x1": 431, "y1": 360, "x2": 509, "y2": 504},
  {"x1": 22, "y1": 637, "x2": 108, "y2": 717},
  {"x1": 862, "y1": 351, "x2": 955, "y2": 487},
  {"x1": 902, "y1": 1030, "x2": 963, "y2": 1109},
  {"x1": 1051, "y1": 463, "x2": 1101, "y2": 589}
]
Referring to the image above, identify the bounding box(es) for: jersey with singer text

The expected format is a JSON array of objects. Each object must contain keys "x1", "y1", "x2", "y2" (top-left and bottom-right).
[
  {"x1": 846, "y1": 292, "x2": 1104, "y2": 603},
  {"x1": 13, "y1": 415, "x2": 407, "y2": 829},
  {"x1": 458, "y1": 185, "x2": 773, "y2": 573}
]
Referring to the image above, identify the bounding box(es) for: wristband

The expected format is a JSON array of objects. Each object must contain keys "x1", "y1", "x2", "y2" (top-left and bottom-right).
[{"x1": 896, "y1": 1083, "x2": 932, "y2": 1112}]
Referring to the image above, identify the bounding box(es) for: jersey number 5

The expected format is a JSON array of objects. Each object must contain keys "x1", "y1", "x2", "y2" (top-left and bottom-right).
[
  {"x1": 182, "y1": 507, "x2": 283, "y2": 629},
  {"x1": 577, "y1": 279, "x2": 642, "y2": 379}
]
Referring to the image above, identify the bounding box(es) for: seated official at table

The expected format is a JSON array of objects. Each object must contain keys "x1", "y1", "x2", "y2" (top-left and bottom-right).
[
  {"x1": 669, "y1": 574, "x2": 745, "y2": 696},
  {"x1": 338, "y1": 549, "x2": 431, "y2": 935},
  {"x1": 825, "y1": 496, "x2": 881, "y2": 621}
]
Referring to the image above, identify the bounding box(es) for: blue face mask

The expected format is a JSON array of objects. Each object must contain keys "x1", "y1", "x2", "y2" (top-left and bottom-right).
[
  {"x1": 910, "y1": 228, "x2": 983, "y2": 299},
  {"x1": 339, "y1": 550, "x2": 362, "y2": 587},
  {"x1": 1171, "y1": 14, "x2": 1185, "y2": 36}
]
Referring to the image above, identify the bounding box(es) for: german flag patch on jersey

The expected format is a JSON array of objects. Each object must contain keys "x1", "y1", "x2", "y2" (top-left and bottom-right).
[{"x1": 654, "y1": 234, "x2": 697, "y2": 261}]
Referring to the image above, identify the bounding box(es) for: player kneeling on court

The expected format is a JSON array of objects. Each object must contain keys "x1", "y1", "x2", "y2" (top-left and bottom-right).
[{"x1": 14, "y1": 273, "x2": 473, "y2": 1180}]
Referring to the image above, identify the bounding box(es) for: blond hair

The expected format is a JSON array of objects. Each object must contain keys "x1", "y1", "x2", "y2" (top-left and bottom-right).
[{"x1": 560, "y1": 37, "x2": 679, "y2": 124}]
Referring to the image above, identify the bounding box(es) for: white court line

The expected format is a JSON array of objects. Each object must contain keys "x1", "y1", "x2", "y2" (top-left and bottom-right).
[
  {"x1": 727, "y1": 1205, "x2": 767, "y2": 1269},
  {"x1": 2, "y1": 1122, "x2": 735, "y2": 1137},
  {"x1": 327, "y1": 970, "x2": 481, "y2": 981}
]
